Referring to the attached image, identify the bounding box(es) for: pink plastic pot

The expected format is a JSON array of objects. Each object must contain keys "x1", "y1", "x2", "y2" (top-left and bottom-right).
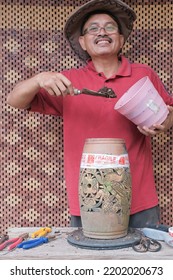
[{"x1": 114, "y1": 76, "x2": 169, "y2": 128}]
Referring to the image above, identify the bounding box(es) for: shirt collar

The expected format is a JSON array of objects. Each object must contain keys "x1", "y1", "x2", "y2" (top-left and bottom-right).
[{"x1": 86, "y1": 55, "x2": 132, "y2": 78}]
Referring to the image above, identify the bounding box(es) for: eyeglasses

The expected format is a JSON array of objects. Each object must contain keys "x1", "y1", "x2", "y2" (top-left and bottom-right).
[{"x1": 82, "y1": 24, "x2": 119, "y2": 36}]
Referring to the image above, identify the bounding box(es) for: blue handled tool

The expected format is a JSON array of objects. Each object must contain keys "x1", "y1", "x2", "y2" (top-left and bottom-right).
[{"x1": 17, "y1": 235, "x2": 56, "y2": 249}]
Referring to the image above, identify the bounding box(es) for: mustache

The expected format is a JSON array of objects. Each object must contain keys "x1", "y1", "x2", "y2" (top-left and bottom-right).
[{"x1": 95, "y1": 35, "x2": 112, "y2": 44}]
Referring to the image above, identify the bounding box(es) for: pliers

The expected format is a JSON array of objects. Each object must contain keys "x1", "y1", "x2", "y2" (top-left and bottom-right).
[
  {"x1": 0, "y1": 233, "x2": 29, "y2": 251},
  {"x1": 132, "y1": 236, "x2": 161, "y2": 253},
  {"x1": 31, "y1": 227, "x2": 52, "y2": 238},
  {"x1": 17, "y1": 235, "x2": 56, "y2": 249}
]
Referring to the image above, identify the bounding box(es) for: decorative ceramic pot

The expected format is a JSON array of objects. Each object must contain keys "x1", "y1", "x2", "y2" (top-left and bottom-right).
[{"x1": 79, "y1": 138, "x2": 132, "y2": 239}]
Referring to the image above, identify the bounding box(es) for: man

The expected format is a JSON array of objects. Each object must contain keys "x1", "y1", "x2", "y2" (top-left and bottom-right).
[{"x1": 7, "y1": 0, "x2": 173, "y2": 227}]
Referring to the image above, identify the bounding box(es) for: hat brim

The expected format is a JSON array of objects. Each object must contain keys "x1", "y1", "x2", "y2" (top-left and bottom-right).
[{"x1": 64, "y1": 0, "x2": 136, "y2": 61}]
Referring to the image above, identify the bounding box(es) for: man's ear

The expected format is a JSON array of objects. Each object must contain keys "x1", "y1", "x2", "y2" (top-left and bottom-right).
[{"x1": 79, "y1": 36, "x2": 87, "y2": 51}]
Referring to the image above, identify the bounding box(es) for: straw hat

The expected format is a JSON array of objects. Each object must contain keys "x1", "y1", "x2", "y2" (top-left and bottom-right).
[{"x1": 64, "y1": 0, "x2": 136, "y2": 61}]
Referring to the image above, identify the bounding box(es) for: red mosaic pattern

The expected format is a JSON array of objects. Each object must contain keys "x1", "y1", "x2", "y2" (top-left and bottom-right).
[{"x1": 1, "y1": 0, "x2": 173, "y2": 233}]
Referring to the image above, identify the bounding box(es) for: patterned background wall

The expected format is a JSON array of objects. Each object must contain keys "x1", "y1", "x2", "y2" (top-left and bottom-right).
[{"x1": 1, "y1": 0, "x2": 173, "y2": 233}]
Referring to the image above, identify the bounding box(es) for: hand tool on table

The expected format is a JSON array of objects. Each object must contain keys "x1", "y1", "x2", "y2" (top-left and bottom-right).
[
  {"x1": 31, "y1": 227, "x2": 52, "y2": 238},
  {"x1": 140, "y1": 227, "x2": 173, "y2": 247},
  {"x1": 0, "y1": 233, "x2": 29, "y2": 251},
  {"x1": 73, "y1": 87, "x2": 116, "y2": 98},
  {"x1": 132, "y1": 235, "x2": 161, "y2": 253},
  {"x1": 17, "y1": 235, "x2": 57, "y2": 250},
  {"x1": 0, "y1": 234, "x2": 9, "y2": 244}
]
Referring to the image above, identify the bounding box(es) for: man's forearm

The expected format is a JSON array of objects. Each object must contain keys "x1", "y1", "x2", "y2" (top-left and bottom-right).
[{"x1": 7, "y1": 76, "x2": 40, "y2": 109}]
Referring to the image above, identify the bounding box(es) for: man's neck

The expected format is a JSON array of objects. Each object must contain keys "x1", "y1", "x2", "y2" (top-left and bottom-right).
[{"x1": 92, "y1": 56, "x2": 121, "y2": 78}]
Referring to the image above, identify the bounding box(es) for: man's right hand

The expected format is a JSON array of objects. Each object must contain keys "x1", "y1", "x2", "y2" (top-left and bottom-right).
[
  {"x1": 7, "y1": 72, "x2": 74, "y2": 109},
  {"x1": 34, "y1": 72, "x2": 74, "y2": 96}
]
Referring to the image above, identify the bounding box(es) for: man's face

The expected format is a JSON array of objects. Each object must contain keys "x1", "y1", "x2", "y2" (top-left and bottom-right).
[{"x1": 79, "y1": 13, "x2": 124, "y2": 59}]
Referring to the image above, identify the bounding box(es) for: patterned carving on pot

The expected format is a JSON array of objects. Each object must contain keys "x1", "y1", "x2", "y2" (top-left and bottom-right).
[{"x1": 79, "y1": 167, "x2": 131, "y2": 215}]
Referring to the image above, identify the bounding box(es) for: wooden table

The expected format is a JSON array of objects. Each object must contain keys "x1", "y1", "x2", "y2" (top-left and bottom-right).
[{"x1": 0, "y1": 227, "x2": 173, "y2": 260}]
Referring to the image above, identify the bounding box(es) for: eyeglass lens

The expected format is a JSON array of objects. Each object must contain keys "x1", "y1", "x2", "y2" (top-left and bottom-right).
[{"x1": 83, "y1": 24, "x2": 119, "y2": 35}]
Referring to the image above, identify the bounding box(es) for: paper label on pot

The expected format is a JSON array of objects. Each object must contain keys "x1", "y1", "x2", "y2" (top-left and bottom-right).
[
  {"x1": 81, "y1": 153, "x2": 130, "y2": 169},
  {"x1": 146, "y1": 99, "x2": 160, "y2": 114}
]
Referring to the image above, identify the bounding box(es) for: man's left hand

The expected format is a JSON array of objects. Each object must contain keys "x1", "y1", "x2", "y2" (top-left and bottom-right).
[{"x1": 137, "y1": 105, "x2": 173, "y2": 136}]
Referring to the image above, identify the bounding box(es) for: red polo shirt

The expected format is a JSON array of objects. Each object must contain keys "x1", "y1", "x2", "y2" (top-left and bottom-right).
[{"x1": 30, "y1": 56, "x2": 173, "y2": 215}]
